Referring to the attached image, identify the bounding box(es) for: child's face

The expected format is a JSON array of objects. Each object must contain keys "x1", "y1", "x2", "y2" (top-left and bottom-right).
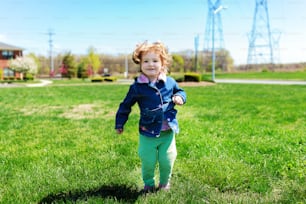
[{"x1": 141, "y1": 51, "x2": 163, "y2": 81}]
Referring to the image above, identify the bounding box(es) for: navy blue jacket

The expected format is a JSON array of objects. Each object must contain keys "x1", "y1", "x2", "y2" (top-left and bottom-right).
[{"x1": 115, "y1": 74, "x2": 186, "y2": 137}]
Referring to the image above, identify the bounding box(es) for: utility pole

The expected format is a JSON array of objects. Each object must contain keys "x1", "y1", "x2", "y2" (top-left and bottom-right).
[{"x1": 48, "y1": 29, "x2": 55, "y2": 77}]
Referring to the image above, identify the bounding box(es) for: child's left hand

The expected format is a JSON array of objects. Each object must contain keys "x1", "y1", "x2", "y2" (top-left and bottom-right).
[{"x1": 172, "y1": 95, "x2": 184, "y2": 105}]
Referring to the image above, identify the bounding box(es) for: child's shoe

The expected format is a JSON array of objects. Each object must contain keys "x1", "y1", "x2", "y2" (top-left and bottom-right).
[
  {"x1": 158, "y1": 183, "x2": 170, "y2": 191},
  {"x1": 142, "y1": 185, "x2": 156, "y2": 193}
]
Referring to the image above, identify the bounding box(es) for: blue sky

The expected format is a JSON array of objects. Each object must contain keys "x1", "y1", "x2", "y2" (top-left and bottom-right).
[{"x1": 0, "y1": 0, "x2": 305, "y2": 65}]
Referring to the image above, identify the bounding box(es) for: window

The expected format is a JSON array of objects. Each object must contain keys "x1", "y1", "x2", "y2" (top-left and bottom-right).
[
  {"x1": 3, "y1": 68, "x2": 14, "y2": 77},
  {"x1": 2, "y1": 50, "x2": 14, "y2": 59}
]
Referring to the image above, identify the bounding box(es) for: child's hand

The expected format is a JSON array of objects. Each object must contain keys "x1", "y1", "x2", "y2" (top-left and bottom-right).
[
  {"x1": 172, "y1": 95, "x2": 184, "y2": 105},
  {"x1": 116, "y1": 128, "x2": 123, "y2": 134}
]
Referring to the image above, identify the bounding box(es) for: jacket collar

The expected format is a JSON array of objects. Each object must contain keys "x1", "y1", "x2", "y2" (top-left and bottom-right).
[{"x1": 136, "y1": 73, "x2": 167, "y2": 84}]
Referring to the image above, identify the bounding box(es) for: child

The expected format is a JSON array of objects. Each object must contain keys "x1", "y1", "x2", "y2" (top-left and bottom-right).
[{"x1": 115, "y1": 41, "x2": 186, "y2": 192}]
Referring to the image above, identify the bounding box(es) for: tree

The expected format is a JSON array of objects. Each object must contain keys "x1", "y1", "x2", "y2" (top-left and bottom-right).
[
  {"x1": 61, "y1": 52, "x2": 76, "y2": 78},
  {"x1": 77, "y1": 57, "x2": 88, "y2": 79},
  {"x1": 27, "y1": 53, "x2": 41, "y2": 74},
  {"x1": 85, "y1": 47, "x2": 101, "y2": 76},
  {"x1": 171, "y1": 54, "x2": 184, "y2": 73},
  {"x1": 9, "y1": 56, "x2": 38, "y2": 79},
  {"x1": 202, "y1": 49, "x2": 234, "y2": 72}
]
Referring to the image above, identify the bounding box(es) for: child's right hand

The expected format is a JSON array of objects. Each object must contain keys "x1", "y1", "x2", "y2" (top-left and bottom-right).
[
  {"x1": 172, "y1": 95, "x2": 184, "y2": 105},
  {"x1": 116, "y1": 128, "x2": 123, "y2": 134}
]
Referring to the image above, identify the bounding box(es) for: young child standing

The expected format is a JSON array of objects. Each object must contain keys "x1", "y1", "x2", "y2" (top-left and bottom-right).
[{"x1": 115, "y1": 41, "x2": 186, "y2": 192}]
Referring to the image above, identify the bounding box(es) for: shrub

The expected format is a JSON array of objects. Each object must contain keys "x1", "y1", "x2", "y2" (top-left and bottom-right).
[
  {"x1": 24, "y1": 73, "x2": 34, "y2": 81},
  {"x1": 91, "y1": 75, "x2": 104, "y2": 82},
  {"x1": 184, "y1": 72, "x2": 201, "y2": 82},
  {"x1": 170, "y1": 73, "x2": 184, "y2": 82},
  {"x1": 103, "y1": 76, "x2": 117, "y2": 82},
  {"x1": 3, "y1": 76, "x2": 15, "y2": 81}
]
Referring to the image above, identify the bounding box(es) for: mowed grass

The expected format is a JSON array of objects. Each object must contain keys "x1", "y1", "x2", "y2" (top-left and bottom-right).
[
  {"x1": 214, "y1": 71, "x2": 306, "y2": 80},
  {"x1": 0, "y1": 83, "x2": 305, "y2": 203}
]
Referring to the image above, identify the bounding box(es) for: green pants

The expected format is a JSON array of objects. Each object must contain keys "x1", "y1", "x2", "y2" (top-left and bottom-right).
[{"x1": 138, "y1": 130, "x2": 177, "y2": 187}]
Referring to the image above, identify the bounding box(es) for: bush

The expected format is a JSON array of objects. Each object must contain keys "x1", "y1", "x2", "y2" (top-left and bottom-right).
[
  {"x1": 91, "y1": 76, "x2": 117, "y2": 82},
  {"x1": 3, "y1": 76, "x2": 15, "y2": 81},
  {"x1": 24, "y1": 73, "x2": 34, "y2": 81},
  {"x1": 170, "y1": 73, "x2": 184, "y2": 82},
  {"x1": 91, "y1": 76, "x2": 104, "y2": 82},
  {"x1": 184, "y1": 72, "x2": 201, "y2": 82},
  {"x1": 103, "y1": 76, "x2": 117, "y2": 82}
]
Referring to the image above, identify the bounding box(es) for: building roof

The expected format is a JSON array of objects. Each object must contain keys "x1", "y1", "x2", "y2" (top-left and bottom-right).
[{"x1": 0, "y1": 42, "x2": 23, "y2": 51}]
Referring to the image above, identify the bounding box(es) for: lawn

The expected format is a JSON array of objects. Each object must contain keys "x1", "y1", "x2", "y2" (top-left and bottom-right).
[
  {"x1": 213, "y1": 71, "x2": 306, "y2": 80},
  {"x1": 0, "y1": 83, "x2": 305, "y2": 203}
]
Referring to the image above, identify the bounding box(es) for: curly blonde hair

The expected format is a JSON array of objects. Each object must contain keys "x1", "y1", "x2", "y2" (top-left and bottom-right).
[{"x1": 132, "y1": 41, "x2": 171, "y2": 73}]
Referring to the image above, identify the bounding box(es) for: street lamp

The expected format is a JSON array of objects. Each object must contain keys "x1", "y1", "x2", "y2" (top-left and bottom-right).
[{"x1": 211, "y1": 5, "x2": 226, "y2": 82}]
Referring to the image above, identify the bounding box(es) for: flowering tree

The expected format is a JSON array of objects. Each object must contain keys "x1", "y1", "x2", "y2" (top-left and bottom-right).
[{"x1": 9, "y1": 56, "x2": 38, "y2": 79}]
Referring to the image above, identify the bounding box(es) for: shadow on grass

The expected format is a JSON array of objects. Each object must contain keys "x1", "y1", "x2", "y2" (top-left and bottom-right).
[{"x1": 38, "y1": 184, "x2": 142, "y2": 204}]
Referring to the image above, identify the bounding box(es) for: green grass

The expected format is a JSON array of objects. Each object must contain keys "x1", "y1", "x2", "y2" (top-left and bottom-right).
[
  {"x1": 172, "y1": 70, "x2": 306, "y2": 82},
  {"x1": 0, "y1": 84, "x2": 305, "y2": 203},
  {"x1": 213, "y1": 71, "x2": 306, "y2": 80}
]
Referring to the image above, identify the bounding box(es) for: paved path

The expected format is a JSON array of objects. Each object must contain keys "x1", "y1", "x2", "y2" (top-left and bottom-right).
[
  {"x1": 215, "y1": 79, "x2": 306, "y2": 85},
  {"x1": 26, "y1": 79, "x2": 53, "y2": 87},
  {"x1": 0, "y1": 79, "x2": 53, "y2": 88}
]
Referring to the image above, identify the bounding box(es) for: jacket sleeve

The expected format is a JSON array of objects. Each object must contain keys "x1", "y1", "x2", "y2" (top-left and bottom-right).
[
  {"x1": 115, "y1": 84, "x2": 138, "y2": 129},
  {"x1": 172, "y1": 80, "x2": 187, "y2": 104}
]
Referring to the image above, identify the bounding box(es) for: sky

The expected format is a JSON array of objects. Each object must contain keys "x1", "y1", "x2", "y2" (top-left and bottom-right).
[{"x1": 0, "y1": 0, "x2": 305, "y2": 65}]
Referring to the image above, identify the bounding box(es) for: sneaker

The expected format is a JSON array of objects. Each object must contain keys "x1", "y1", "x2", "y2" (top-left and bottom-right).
[
  {"x1": 158, "y1": 183, "x2": 170, "y2": 191},
  {"x1": 142, "y1": 185, "x2": 156, "y2": 193}
]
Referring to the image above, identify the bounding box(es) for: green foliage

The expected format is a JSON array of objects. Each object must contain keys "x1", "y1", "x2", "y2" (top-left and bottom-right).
[
  {"x1": 170, "y1": 73, "x2": 184, "y2": 82},
  {"x1": 86, "y1": 46, "x2": 101, "y2": 74},
  {"x1": 91, "y1": 76, "x2": 117, "y2": 82},
  {"x1": 2, "y1": 76, "x2": 15, "y2": 81},
  {"x1": 261, "y1": 66, "x2": 269, "y2": 72},
  {"x1": 91, "y1": 75, "x2": 104, "y2": 82},
  {"x1": 26, "y1": 53, "x2": 41, "y2": 75},
  {"x1": 184, "y1": 72, "x2": 201, "y2": 82},
  {"x1": 103, "y1": 76, "x2": 117, "y2": 82},
  {"x1": 77, "y1": 60, "x2": 88, "y2": 79},
  {"x1": 201, "y1": 49, "x2": 234, "y2": 72},
  {"x1": 62, "y1": 52, "x2": 77, "y2": 78},
  {"x1": 24, "y1": 73, "x2": 34, "y2": 81},
  {"x1": 0, "y1": 84, "x2": 305, "y2": 203},
  {"x1": 171, "y1": 54, "x2": 184, "y2": 72}
]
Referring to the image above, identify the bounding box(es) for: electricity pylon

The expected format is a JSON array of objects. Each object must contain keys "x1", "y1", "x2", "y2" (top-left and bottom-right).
[
  {"x1": 247, "y1": 0, "x2": 279, "y2": 64},
  {"x1": 203, "y1": 0, "x2": 225, "y2": 52},
  {"x1": 204, "y1": 0, "x2": 226, "y2": 78}
]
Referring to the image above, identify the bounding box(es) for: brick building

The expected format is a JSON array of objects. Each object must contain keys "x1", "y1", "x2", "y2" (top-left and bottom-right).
[{"x1": 0, "y1": 42, "x2": 23, "y2": 80}]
